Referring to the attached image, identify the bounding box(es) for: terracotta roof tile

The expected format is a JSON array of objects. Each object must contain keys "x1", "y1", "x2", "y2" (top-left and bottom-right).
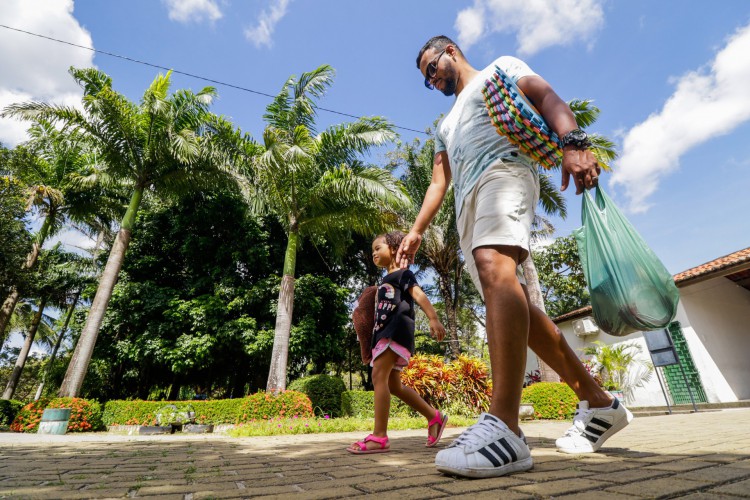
[{"x1": 673, "y1": 247, "x2": 750, "y2": 284}]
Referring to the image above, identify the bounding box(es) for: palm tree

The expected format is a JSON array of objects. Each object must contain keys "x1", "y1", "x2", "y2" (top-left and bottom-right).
[
  {"x1": 3, "y1": 68, "x2": 238, "y2": 397},
  {"x1": 239, "y1": 65, "x2": 410, "y2": 391},
  {"x1": 0, "y1": 122, "x2": 111, "y2": 344},
  {"x1": 524, "y1": 99, "x2": 617, "y2": 382},
  {"x1": 1, "y1": 246, "x2": 77, "y2": 400},
  {"x1": 392, "y1": 134, "x2": 463, "y2": 359}
]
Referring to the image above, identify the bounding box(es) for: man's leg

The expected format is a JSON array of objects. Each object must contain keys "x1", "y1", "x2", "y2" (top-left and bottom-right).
[
  {"x1": 434, "y1": 244, "x2": 533, "y2": 478},
  {"x1": 524, "y1": 291, "x2": 633, "y2": 453},
  {"x1": 473, "y1": 245, "x2": 529, "y2": 437},
  {"x1": 525, "y1": 298, "x2": 611, "y2": 408}
]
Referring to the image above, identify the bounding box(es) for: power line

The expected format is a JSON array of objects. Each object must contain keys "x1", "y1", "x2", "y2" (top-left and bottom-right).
[{"x1": 0, "y1": 24, "x2": 429, "y2": 136}]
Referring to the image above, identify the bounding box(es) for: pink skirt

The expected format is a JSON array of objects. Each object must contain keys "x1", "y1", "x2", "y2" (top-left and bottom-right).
[{"x1": 370, "y1": 338, "x2": 411, "y2": 371}]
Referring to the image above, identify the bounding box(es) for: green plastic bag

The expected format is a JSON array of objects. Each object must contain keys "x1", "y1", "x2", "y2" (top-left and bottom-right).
[{"x1": 573, "y1": 186, "x2": 679, "y2": 336}]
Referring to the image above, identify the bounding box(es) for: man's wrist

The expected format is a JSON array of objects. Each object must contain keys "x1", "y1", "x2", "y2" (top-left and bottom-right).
[{"x1": 559, "y1": 129, "x2": 592, "y2": 149}]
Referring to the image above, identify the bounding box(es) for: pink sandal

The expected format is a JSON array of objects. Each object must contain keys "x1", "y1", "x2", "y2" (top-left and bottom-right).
[
  {"x1": 347, "y1": 434, "x2": 390, "y2": 454},
  {"x1": 426, "y1": 410, "x2": 449, "y2": 447}
]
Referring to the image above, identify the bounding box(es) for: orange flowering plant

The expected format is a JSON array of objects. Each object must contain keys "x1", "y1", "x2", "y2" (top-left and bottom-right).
[{"x1": 10, "y1": 397, "x2": 104, "y2": 433}]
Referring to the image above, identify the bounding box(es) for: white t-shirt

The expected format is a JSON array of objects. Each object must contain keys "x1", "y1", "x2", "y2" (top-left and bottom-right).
[{"x1": 435, "y1": 56, "x2": 537, "y2": 217}]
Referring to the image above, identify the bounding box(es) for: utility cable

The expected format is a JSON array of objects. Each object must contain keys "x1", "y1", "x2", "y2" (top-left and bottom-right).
[{"x1": 0, "y1": 24, "x2": 429, "y2": 135}]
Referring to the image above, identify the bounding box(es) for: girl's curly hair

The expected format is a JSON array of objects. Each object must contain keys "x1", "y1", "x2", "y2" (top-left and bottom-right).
[{"x1": 376, "y1": 231, "x2": 406, "y2": 250}]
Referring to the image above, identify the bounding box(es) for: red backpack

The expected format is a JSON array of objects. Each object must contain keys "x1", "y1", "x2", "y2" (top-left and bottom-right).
[{"x1": 352, "y1": 285, "x2": 377, "y2": 364}]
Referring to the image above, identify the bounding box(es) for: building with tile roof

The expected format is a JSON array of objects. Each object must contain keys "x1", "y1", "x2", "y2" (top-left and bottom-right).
[{"x1": 539, "y1": 247, "x2": 750, "y2": 407}]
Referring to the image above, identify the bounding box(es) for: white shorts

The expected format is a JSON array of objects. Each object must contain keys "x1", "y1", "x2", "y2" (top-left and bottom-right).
[{"x1": 457, "y1": 160, "x2": 540, "y2": 298}]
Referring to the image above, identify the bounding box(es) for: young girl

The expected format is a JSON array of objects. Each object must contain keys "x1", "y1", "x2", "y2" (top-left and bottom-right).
[{"x1": 347, "y1": 231, "x2": 449, "y2": 454}]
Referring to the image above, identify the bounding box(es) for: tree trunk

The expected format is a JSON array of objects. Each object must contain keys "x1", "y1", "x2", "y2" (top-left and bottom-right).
[
  {"x1": 0, "y1": 215, "x2": 53, "y2": 344},
  {"x1": 34, "y1": 293, "x2": 79, "y2": 401},
  {"x1": 2, "y1": 297, "x2": 48, "y2": 400},
  {"x1": 58, "y1": 187, "x2": 143, "y2": 398},
  {"x1": 0, "y1": 288, "x2": 20, "y2": 347},
  {"x1": 266, "y1": 229, "x2": 298, "y2": 392},
  {"x1": 522, "y1": 256, "x2": 560, "y2": 382},
  {"x1": 437, "y1": 275, "x2": 461, "y2": 359}
]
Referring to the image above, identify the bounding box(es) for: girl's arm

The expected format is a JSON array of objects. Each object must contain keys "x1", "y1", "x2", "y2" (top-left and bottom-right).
[{"x1": 409, "y1": 285, "x2": 446, "y2": 342}]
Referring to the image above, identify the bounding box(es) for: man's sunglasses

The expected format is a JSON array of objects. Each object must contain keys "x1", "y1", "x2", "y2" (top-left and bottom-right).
[{"x1": 423, "y1": 48, "x2": 447, "y2": 90}]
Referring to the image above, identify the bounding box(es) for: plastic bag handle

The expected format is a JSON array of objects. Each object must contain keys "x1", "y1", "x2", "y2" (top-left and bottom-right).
[{"x1": 581, "y1": 185, "x2": 607, "y2": 224}]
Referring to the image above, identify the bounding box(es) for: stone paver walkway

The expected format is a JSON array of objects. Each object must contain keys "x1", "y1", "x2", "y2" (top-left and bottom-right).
[{"x1": 1, "y1": 408, "x2": 749, "y2": 499}]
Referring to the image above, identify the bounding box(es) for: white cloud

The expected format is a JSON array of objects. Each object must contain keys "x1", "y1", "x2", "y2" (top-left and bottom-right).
[
  {"x1": 163, "y1": 0, "x2": 223, "y2": 24},
  {"x1": 455, "y1": 0, "x2": 605, "y2": 56},
  {"x1": 0, "y1": 0, "x2": 94, "y2": 147},
  {"x1": 45, "y1": 228, "x2": 97, "y2": 256},
  {"x1": 611, "y1": 23, "x2": 750, "y2": 213},
  {"x1": 244, "y1": 0, "x2": 291, "y2": 49}
]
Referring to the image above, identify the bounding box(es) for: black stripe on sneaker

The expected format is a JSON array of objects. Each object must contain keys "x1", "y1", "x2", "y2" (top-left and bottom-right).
[
  {"x1": 590, "y1": 417, "x2": 612, "y2": 429},
  {"x1": 612, "y1": 398, "x2": 620, "y2": 409},
  {"x1": 584, "y1": 433, "x2": 599, "y2": 443},
  {"x1": 478, "y1": 447, "x2": 502, "y2": 467},
  {"x1": 488, "y1": 442, "x2": 509, "y2": 463},
  {"x1": 499, "y1": 437, "x2": 518, "y2": 462},
  {"x1": 585, "y1": 426, "x2": 605, "y2": 437}
]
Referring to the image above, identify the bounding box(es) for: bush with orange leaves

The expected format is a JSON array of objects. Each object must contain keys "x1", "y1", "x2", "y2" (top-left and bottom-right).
[{"x1": 400, "y1": 355, "x2": 492, "y2": 416}]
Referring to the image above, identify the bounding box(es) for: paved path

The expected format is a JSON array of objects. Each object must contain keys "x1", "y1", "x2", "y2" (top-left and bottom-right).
[{"x1": 1, "y1": 408, "x2": 749, "y2": 499}]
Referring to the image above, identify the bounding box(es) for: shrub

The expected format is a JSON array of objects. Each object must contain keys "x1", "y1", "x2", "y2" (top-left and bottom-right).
[
  {"x1": 399, "y1": 354, "x2": 492, "y2": 417},
  {"x1": 448, "y1": 356, "x2": 492, "y2": 415},
  {"x1": 521, "y1": 382, "x2": 578, "y2": 420},
  {"x1": 288, "y1": 375, "x2": 346, "y2": 417},
  {"x1": 10, "y1": 398, "x2": 104, "y2": 433},
  {"x1": 104, "y1": 399, "x2": 246, "y2": 426},
  {"x1": 103, "y1": 392, "x2": 313, "y2": 426},
  {"x1": 0, "y1": 399, "x2": 23, "y2": 426},
  {"x1": 340, "y1": 390, "x2": 414, "y2": 418},
  {"x1": 237, "y1": 390, "x2": 313, "y2": 422},
  {"x1": 400, "y1": 355, "x2": 454, "y2": 408}
]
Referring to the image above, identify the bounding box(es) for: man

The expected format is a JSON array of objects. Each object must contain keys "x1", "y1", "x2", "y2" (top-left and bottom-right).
[{"x1": 398, "y1": 35, "x2": 632, "y2": 478}]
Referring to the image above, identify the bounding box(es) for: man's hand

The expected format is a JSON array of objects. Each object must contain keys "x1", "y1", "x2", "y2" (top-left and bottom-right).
[
  {"x1": 561, "y1": 147, "x2": 601, "y2": 194},
  {"x1": 395, "y1": 231, "x2": 422, "y2": 269}
]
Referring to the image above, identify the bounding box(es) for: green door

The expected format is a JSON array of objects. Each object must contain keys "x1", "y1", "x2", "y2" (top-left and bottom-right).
[{"x1": 662, "y1": 321, "x2": 708, "y2": 404}]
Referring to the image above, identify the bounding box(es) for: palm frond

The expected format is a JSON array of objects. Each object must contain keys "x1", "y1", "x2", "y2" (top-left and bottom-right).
[
  {"x1": 537, "y1": 172, "x2": 567, "y2": 219},
  {"x1": 569, "y1": 99, "x2": 601, "y2": 129},
  {"x1": 589, "y1": 134, "x2": 617, "y2": 171}
]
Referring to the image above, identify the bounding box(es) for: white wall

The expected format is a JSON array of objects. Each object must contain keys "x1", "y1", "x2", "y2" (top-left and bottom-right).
[
  {"x1": 677, "y1": 276, "x2": 750, "y2": 401},
  {"x1": 553, "y1": 324, "x2": 665, "y2": 407},
  {"x1": 552, "y1": 275, "x2": 750, "y2": 407}
]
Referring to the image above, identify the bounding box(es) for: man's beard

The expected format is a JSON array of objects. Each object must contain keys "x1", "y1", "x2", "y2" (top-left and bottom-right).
[
  {"x1": 441, "y1": 79, "x2": 457, "y2": 96},
  {"x1": 439, "y1": 68, "x2": 458, "y2": 96}
]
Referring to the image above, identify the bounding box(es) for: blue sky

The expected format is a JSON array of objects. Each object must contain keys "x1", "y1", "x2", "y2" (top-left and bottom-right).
[{"x1": 2, "y1": 0, "x2": 750, "y2": 276}]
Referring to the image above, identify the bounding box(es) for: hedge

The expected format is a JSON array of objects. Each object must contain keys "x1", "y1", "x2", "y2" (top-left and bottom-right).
[
  {"x1": 103, "y1": 390, "x2": 313, "y2": 426},
  {"x1": 10, "y1": 397, "x2": 105, "y2": 433},
  {"x1": 340, "y1": 390, "x2": 415, "y2": 418},
  {"x1": 0, "y1": 399, "x2": 23, "y2": 426},
  {"x1": 521, "y1": 382, "x2": 578, "y2": 420},
  {"x1": 288, "y1": 374, "x2": 346, "y2": 417}
]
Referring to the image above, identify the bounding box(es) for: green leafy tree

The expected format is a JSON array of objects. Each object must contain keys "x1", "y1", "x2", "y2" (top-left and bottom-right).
[
  {"x1": 3, "y1": 68, "x2": 239, "y2": 397},
  {"x1": 532, "y1": 235, "x2": 589, "y2": 318},
  {"x1": 0, "y1": 168, "x2": 31, "y2": 305},
  {"x1": 1, "y1": 246, "x2": 84, "y2": 400},
  {"x1": 241, "y1": 65, "x2": 410, "y2": 391},
  {"x1": 0, "y1": 125, "x2": 112, "y2": 343}
]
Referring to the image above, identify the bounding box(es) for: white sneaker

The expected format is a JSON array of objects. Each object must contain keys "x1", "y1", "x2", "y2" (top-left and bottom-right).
[
  {"x1": 555, "y1": 398, "x2": 633, "y2": 454},
  {"x1": 435, "y1": 413, "x2": 533, "y2": 478}
]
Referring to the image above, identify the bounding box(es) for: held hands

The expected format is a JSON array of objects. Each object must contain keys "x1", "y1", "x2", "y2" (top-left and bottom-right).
[
  {"x1": 395, "y1": 231, "x2": 422, "y2": 269},
  {"x1": 429, "y1": 318, "x2": 446, "y2": 342},
  {"x1": 561, "y1": 147, "x2": 601, "y2": 194}
]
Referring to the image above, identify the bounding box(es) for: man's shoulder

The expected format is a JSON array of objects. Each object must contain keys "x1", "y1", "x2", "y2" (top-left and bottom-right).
[{"x1": 485, "y1": 55, "x2": 536, "y2": 81}]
